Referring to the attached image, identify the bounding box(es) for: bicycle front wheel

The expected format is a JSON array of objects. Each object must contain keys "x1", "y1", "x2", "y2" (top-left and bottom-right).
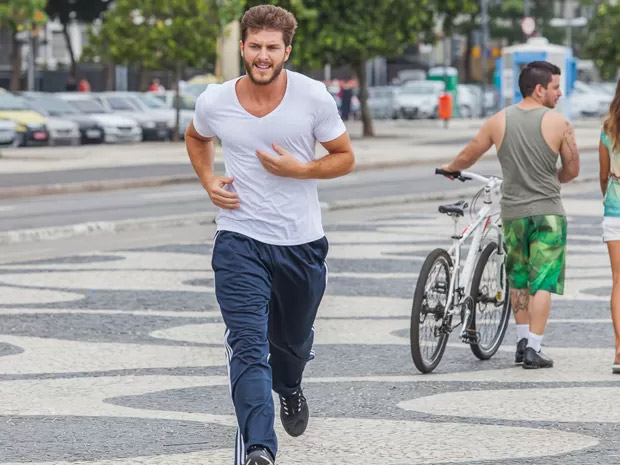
[
  {"x1": 410, "y1": 248, "x2": 452, "y2": 373},
  {"x1": 469, "y1": 242, "x2": 511, "y2": 360}
]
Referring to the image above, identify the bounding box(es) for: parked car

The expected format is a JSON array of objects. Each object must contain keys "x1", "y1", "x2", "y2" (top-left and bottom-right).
[
  {"x1": 367, "y1": 86, "x2": 398, "y2": 119},
  {"x1": 94, "y1": 92, "x2": 169, "y2": 141},
  {"x1": 0, "y1": 119, "x2": 17, "y2": 146},
  {"x1": 129, "y1": 92, "x2": 193, "y2": 138},
  {"x1": 11, "y1": 93, "x2": 80, "y2": 146},
  {"x1": 458, "y1": 84, "x2": 488, "y2": 118},
  {"x1": 569, "y1": 91, "x2": 600, "y2": 119},
  {"x1": 394, "y1": 80, "x2": 445, "y2": 119},
  {"x1": 0, "y1": 91, "x2": 48, "y2": 146},
  {"x1": 152, "y1": 90, "x2": 198, "y2": 111},
  {"x1": 21, "y1": 92, "x2": 104, "y2": 144},
  {"x1": 56, "y1": 93, "x2": 142, "y2": 144},
  {"x1": 574, "y1": 81, "x2": 612, "y2": 116}
]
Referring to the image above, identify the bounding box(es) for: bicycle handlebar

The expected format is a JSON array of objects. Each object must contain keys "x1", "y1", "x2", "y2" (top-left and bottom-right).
[
  {"x1": 434, "y1": 168, "x2": 470, "y2": 182},
  {"x1": 435, "y1": 168, "x2": 499, "y2": 185}
]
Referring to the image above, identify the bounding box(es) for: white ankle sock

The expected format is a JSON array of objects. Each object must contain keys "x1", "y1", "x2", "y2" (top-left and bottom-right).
[
  {"x1": 516, "y1": 324, "x2": 529, "y2": 342},
  {"x1": 527, "y1": 332, "x2": 543, "y2": 352}
]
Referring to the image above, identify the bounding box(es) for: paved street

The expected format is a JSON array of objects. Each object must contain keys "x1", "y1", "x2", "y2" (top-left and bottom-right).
[{"x1": 1, "y1": 175, "x2": 619, "y2": 464}]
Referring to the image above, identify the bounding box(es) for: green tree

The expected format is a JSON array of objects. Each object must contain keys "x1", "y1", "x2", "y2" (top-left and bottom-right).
[
  {"x1": 83, "y1": 0, "x2": 220, "y2": 139},
  {"x1": 244, "y1": 0, "x2": 435, "y2": 137},
  {"x1": 45, "y1": 0, "x2": 112, "y2": 78},
  {"x1": 0, "y1": 0, "x2": 47, "y2": 91},
  {"x1": 584, "y1": 0, "x2": 620, "y2": 80}
]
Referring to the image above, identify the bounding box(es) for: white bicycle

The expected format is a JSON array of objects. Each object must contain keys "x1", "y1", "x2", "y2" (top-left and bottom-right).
[{"x1": 410, "y1": 169, "x2": 511, "y2": 373}]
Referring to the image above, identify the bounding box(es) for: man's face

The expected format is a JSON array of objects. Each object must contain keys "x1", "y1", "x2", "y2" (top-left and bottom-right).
[
  {"x1": 539, "y1": 74, "x2": 562, "y2": 108},
  {"x1": 240, "y1": 29, "x2": 291, "y2": 86}
]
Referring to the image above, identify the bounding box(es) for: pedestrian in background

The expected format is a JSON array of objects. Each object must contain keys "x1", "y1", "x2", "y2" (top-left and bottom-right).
[
  {"x1": 440, "y1": 61, "x2": 580, "y2": 369},
  {"x1": 598, "y1": 79, "x2": 620, "y2": 373}
]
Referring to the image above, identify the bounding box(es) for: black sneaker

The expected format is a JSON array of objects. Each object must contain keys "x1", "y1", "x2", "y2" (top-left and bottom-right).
[
  {"x1": 515, "y1": 338, "x2": 528, "y2": 364},
  {"x1": 279, "y1": 387, "x2": 309, "y2": 437},
  {"x1": 245, "y1": 446, "x2": 274, "y2": 465},
  {"x1": 523, "y1": 347, "x2": 554, "y2": 369}
]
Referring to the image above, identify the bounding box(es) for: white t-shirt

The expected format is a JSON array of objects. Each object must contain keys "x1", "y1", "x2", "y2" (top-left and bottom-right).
[{"x1": 193, "y1": 70, "x2": 346, "y2": 246}]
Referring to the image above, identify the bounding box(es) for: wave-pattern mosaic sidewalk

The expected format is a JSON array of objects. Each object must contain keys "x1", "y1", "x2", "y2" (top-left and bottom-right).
[{"x1": 0, "y1": 190, "x2": 617, "y2": 464}]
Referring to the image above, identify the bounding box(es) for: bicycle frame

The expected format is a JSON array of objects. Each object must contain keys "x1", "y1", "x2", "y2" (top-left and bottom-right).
[{"x1": 441, "y1": 173, "x2": 503, "y2": 337}]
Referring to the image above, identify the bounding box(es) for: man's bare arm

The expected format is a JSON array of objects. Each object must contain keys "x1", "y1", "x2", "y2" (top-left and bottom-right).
[
  {"x1": 185, "y1": 122, "x2": 240, "y2": 209},
  {"x1": 441, "y1": 117, "x2": 495, "y2": 172},
  {"x1": 558, "y1": 120, "x2": 580, "y2": 183}
]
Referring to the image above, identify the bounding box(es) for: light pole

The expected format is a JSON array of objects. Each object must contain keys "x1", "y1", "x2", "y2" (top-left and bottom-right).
[{"x1": 481, "y1": 0, "x2": 489, "y2": 116}]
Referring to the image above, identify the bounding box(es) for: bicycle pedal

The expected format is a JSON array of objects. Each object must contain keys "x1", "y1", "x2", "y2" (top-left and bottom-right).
[{"x1": 461, "y1": 329, "x2": 480, "y2": 344}]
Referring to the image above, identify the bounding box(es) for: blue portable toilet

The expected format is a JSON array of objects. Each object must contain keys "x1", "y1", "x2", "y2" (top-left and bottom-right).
[{"x1": 496, "y1": 37, "x2": 577, "y2": 118}]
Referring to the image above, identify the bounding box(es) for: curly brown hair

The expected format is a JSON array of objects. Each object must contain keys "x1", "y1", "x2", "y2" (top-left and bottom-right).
[{"x1": 241, "y1": 5, "x2": 298, "y2": 47}]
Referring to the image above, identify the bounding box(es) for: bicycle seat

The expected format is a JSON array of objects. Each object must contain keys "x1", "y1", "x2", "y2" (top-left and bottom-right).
[{"x1": 438, "y1": 200, "x2": 468, "y2": 217}]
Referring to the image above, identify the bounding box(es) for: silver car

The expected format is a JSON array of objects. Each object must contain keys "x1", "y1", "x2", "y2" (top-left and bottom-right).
[
  {"x1": 12, "y1": 93, "x2": 80, "y2": 146},
  {"x1": 95, "y1": 93, "x2": 169, "y2": 141},
  {"x1": 56, "y1": 93, "x2": 142, "y2": 144}
]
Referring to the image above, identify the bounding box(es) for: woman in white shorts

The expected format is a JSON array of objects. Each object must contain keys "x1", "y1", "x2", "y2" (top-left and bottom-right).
[{"x1": 599, "y1": 84, "x2": 620, "y2": 373}]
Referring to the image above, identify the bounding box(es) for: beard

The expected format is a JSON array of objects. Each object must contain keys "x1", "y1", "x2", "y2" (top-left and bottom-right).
[{"x1": 244, "y1": 57, "x2": 285, "y2": 86}]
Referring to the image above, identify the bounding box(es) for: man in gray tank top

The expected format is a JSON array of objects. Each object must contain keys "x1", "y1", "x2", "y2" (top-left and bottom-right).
[{"x1": 439, "y1": 61, "x2": 580, "y2": 369}]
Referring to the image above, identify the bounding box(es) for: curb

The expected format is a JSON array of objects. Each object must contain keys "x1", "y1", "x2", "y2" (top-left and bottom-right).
[
  {"x1": 0, "y1": 212, "x2": 217, "y2": 245},
  {"x1": 0, "y1": 175, "x2": 198, "y2": 200},
  {"x1": 0, "y1": 174, "x2": 601, "y2": 245},
  {"x1": 0, "y1": 157, "x2": 464, "y2": 200}
]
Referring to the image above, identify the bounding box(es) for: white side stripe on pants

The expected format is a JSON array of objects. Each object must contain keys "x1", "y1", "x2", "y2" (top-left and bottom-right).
[{"x1": 224, "y1": 328, "x2": 245, "y2": 465}]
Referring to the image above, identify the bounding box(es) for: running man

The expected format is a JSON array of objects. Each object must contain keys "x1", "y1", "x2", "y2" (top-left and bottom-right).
[
  {"x1": 185, "y1": 5, "x2": 354, "y2": 464},
  {"x1": 439, "y1": 61, "x2": 579, "y2": 369}
]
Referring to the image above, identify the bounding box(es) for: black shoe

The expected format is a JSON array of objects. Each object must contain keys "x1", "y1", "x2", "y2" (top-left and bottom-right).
[
  {"x1": 515, "y1": 338, "x2": 528, "y2": 364},
  {"x1": 245, "y1": 446, "x2": 274, "y2": 465},
  {"x1": 279, "y1": 387, "x2": 309, "y2": 437},
  {"x1": 523, "y1": 347, "x2": 554, "y2": 369}
]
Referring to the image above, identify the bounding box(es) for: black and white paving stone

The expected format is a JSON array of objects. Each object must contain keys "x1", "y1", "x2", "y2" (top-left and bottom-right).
[{"x1": 0, "y1": 189, "x2": 617, "y2": 464}]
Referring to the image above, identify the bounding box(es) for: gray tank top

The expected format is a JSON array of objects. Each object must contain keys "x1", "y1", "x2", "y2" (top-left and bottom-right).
[{"x1": 497, "y1": 105, "x2": 565, "y2": 220}]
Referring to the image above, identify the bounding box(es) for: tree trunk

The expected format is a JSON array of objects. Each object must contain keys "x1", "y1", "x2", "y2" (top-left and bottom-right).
[
  {"x1": 10, "y1": 31, "x2": 22, "y2": 92},
  {"x1": 104, "y1": 62, "x2": 115, "y2": 90},
  {"x1": 464, "y1": 20, "x2": 475, "y2": 83},
  {"x1": 62, "y1": 22, "x2": 77, "y2": 78},
  {"x1": 137, "y1": 64, "x2": 150, "y2": 91},
  {"x1": 353, "y1": 60, "x2": 374, "y2": 137},
  {"x1": 173, "y1": 62, "x2": 182, "y2": 142}
]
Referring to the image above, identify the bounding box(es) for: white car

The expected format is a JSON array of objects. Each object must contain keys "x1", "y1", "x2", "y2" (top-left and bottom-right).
[
  {"x1": 394, "y1": 81, "x2": 445, "y2": 119},
  {"x1": 12, "y1": 93, "x2": 80, "y2": 146},
  {"x1": 95, "y1": 93, "x2": 169, "y2": 141},
  {"x1": 130, "y1": 92, "x2": 194, "y2": 138},
  {"x1": 0, "y1": 119, "x2": 17, "y2": 146},
  {"x1": 57, "y1": 93, "x2": 142, "y2": 144},
  {"x1": 574, "y1": 81, "x2": 612, "y2": 116},
  {"x1": 367, "y1": 86, "x2": 398, "y2": 120}
]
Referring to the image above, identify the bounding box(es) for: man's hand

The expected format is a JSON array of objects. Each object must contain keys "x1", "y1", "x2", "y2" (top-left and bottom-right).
[
  {"x1": 439, "y1": 163, "x2": 457, "y2": 179},
  {"x1": 204, "y1": 175, "x2": 240, "y2": 210},
  {"x1": 256, "y1": 143, "x2": 307, "y2": 178}
]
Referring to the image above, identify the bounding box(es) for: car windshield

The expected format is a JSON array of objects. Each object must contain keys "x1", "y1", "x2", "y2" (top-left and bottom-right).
[
  {"x1": 104, "y1": 96, "x2": 137, "y2": 111},
  {"x1": 137, "y1": 94, "x2": 166, "y2": 109},
  {"x1": 67, "y1": 99, "x2": 108, "y2": 114},
  {"x1": 0, "y1": 93, "x2": 30, "y2": 111},
  {"x1": 30, "y1": 96, "x2": 79, "y2": 116}
]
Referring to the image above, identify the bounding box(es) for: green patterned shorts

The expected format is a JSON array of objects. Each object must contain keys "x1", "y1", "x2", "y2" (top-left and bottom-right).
[{"x1": 502, "y1": 215, "x2": 567, "y2": 295}]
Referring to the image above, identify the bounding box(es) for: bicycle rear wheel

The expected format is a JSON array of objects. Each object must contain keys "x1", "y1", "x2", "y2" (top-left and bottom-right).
[
  {"x1": 410, "y1": 248, "x2": 452, "y2": 373},
  {"x1": 469, "y1": 242, "x2": 511, "y2": 360}
]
